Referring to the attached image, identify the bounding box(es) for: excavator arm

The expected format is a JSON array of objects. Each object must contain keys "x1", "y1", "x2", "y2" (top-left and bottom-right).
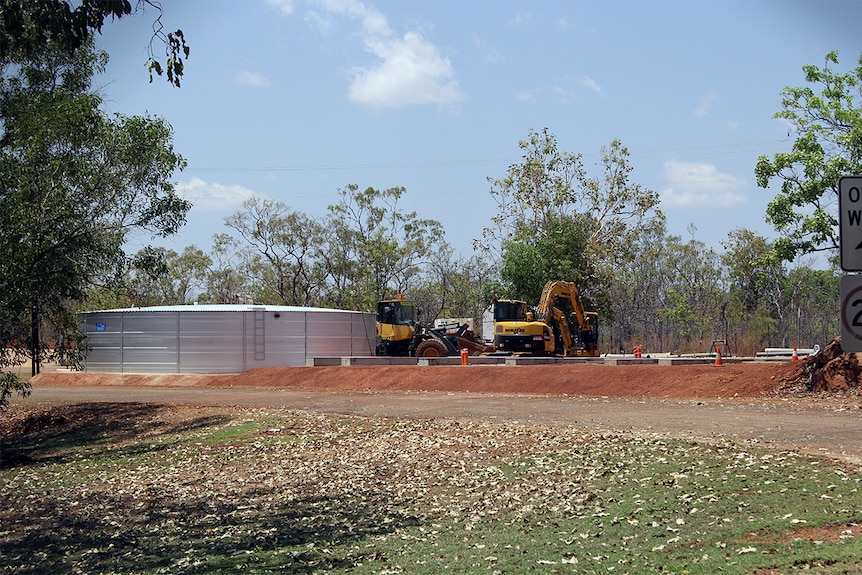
[
  {"x1": 535, "y1": 281, "x2": 598, "y2": 357},
  {"x1": 548, "y1": 306, "x2": 575, "y2": 355}
]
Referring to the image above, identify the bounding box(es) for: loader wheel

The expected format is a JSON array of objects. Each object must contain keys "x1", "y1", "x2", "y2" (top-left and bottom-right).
[{"x1": 415, "y1": 340, "x2": 448, "y2": 357}]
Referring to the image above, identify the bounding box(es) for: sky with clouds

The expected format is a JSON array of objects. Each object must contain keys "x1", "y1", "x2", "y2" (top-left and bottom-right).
[{"x1": 94, "y1": 0, "x2": 861, "y2": 260}]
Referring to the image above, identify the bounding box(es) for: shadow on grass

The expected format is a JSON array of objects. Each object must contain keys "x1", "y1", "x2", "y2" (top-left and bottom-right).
[
  {"x1": 1, "y1": 403, "x2": 420, "y2": 573},
  {"x1": 0, "y1": 402, "x2": 231, "y2": 468},
  {"x1": 2, "y1": 481, "x2": 419, "y2": 574}
]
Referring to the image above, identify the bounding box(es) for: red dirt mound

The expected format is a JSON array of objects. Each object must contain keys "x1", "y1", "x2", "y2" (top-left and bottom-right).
[
  {"x1": 34, "y1": 361, "x2": 805, "y2": 400},
  {"x1": 793, "y1": 337, "x2": 862, "y2": 394}
]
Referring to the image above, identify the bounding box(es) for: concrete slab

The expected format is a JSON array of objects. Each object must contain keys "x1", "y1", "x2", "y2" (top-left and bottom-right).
[
  {"x1": 604, "y1": 358, "x2": 659, "y2": 366},
  {"x1": 307, "y1": 355, "x2": 784, "y2": 367},
  {"x1": 306, "y1": 357, "x2": 343, "y2": 366},
  {"x1": 418, "y1": 357, "x2": 463, "y2": 366},
  {"x1": 459, "y1": 356, "x2": 508, "y2": 365},
  {"x1": 657, "y1": 358, "x2": 714, "y2": 366},
  {"x1": 348, "y1": 356, "x2": 418, "y2": 366}
]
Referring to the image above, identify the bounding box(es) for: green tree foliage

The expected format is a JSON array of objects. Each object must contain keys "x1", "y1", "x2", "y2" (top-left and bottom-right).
[
  {"x1": 499, "y1": 213, "x2": 595, "y2": 303},
  {"x1": 0, "y1": 40, "x2": 188, "y2": 407},
  {"x1": 0, "y1": 0, "x2": 189, "y2": 87},
  {"x1": 484, "y1": 128, "x2": 662, "y2": 307},
  {"x1": 481, "y1": 127, "x2": 587, "y2": 249},
  {"x1": 756, "y1": 51, "x2": 862, "y2": 261},
  {"x1": 205, "y1": 233, "x2": 252, "y2": 304},
  {"x1": 605, "y1": 218, "x2": 668, "y2": 352},
  {"x1": 604, "y1": 223, "x2": 839, "y2": 355},
  {"x1": 324, "y1": 184, "x2": 447, "y2": 310},
  {"x1": 125, "y1": 246, "x2": 212, "y2": 305},
  {"x1": 80, "y1": 245, "x2": 211, "y2": 307},
  {"x1": 722, "y1": 229, "x2": 781, "y2": 313},
  {"x1": 658, "y1": 235, "x2": 724, "y2": 351},
  {"x1": 771, "y1": 266, "x2": 840, "y2": 349},
  {"x1": 720, "y1": 229, "x2": 783, "y2": 352},
  {"x1": 410, "y1": 248, "x2": 496, "y2": 326},
  {"x1": 223, "y1": 197, "x2": 325, "y2": 306},
  {"x1": 212, "y1": 186, "x2": 449, "y2": 313}
]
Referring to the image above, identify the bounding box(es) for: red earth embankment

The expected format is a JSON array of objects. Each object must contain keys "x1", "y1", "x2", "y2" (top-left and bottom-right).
[{"x1": 34, "y1": 361, "x2": 806, "y2": 400}]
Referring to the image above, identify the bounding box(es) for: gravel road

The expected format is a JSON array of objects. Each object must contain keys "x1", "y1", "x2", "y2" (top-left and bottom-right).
[{"x1": 21, "y1": 384, "x2": 862, "y2": 464}]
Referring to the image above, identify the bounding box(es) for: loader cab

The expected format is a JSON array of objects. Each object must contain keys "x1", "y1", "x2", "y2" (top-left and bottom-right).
[
  {"x1": 376, "y1": 298, "x2": 418, "y2": 356},
  {"x1": 377, "y1": 299, "x2": 416, "y2": 326}
]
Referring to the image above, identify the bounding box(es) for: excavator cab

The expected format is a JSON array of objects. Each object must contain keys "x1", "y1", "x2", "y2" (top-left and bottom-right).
[
  {"x1": 492, "y1": 300, "x2": 529, "y2": 322},
  {"x1": 492, "y1": 298, "x2": 554, "y2": 355},
  {"x1": 492, "y1": 281, "x2": 600, "y2": 357}
]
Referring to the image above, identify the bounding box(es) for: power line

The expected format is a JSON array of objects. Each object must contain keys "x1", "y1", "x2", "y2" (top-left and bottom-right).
[{"x1": 185, "y1": 139, "x2": 792, "y2": 174}]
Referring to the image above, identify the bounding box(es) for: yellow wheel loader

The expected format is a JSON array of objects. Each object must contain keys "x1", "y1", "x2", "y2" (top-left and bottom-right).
[{"x1": 376, "y1": 297, "x2": 490, "y2": 358}]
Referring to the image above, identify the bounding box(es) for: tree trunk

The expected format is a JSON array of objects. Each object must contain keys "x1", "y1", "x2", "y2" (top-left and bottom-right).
[{"x1": 30, "y1": 305, "x2": 40, "y2": 377}]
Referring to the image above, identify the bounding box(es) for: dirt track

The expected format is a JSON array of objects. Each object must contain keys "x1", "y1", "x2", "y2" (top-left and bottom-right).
[{"x1": 22, "y1": 361, "x2": 862, "y2": 464}]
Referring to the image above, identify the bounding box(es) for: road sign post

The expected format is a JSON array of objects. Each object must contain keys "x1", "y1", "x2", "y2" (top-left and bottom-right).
[{"x1": 840, "y1": 176, "x2": 862, "y2": 271}]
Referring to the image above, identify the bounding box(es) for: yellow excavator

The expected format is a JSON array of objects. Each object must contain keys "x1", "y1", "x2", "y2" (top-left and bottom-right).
[{"x1": 493, "y1": 280, "x2": 599, "y2": 357}]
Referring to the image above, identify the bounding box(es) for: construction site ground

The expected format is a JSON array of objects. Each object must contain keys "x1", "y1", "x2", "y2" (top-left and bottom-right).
[{"x1": 19, "y1": 354, "x2": 862, "y2": 465}]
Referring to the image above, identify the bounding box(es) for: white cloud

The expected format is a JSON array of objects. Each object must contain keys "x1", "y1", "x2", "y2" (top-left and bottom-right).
[
  {"x1": 514, "y1": 87, "x2": 540, "y2": 102},
  {"x1": 660, "y1": 160, "x2": 748, "y2": 208},
  {"x1": 473, "y1": 33, "x2": 501, "y2": 63},
  {"x1": 695, "y1": 90, "x2": 720, "y2": 117},
  {"x1": 306, "y1": 0, "x2": 462, "y2": 107},
  {"x1": 551, "y1": 85, "x2": 578, "y2": 105},
  {"x1": 177, "y1": 177, "x2": 260, "y2": 211},
  {"x1": 264, "y1": 0, "x2": 295, "y2": 16},
  {"x1": 515, "y1": 76, "x2": 603, "y2": 105},
  {"x1": 235, "y1": 70, "x2": 271, "y2": 88},
  {"x1": 349, "y1": 31, "x2": 461, "y2": 107},
  {"x1": 507, "y1": 11, "x2": 533, "y2": 27},
  {"x1": 578, "y1": 76, "x2": 605, "y2": 98}
]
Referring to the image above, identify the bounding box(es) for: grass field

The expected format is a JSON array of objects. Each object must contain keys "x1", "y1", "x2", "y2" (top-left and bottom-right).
[{"x1": 2, "y1": 402, "x2": 862, "y2": 574}]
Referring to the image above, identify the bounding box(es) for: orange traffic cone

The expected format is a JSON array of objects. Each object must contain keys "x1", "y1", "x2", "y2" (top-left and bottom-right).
[
  {"x1": 714, "y1": 347, "x2": 723, "y2": 367},
  {"x1": 791, "y1": 346, "x2": 799, "y2": 362}
]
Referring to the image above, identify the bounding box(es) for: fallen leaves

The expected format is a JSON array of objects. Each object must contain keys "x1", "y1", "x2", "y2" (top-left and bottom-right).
[{"x1": 2, "y1": 403, "x2": 862, "y2": 574}]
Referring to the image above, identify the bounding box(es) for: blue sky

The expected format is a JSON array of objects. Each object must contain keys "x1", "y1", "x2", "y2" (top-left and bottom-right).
[{"x1": 94, "y1": 0, "x2": 861, "y2": 262}]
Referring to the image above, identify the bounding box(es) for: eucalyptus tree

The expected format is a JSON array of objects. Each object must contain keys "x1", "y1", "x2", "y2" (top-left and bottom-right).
[
  {"x1": 756, "y1": 50, "x2": 862, "y2": 262},
  {"x1": 0, "y1": 0, "x2": 189, "y2": 87},
  {"x1": 204, "y1": 233, "x2": 252, "y2": 304},
  {"x1": 122, "y1": 245, "x2": 211, "y2": 306},
  {"x1": 484, "y1": 128, "x2": 663, "y2": 304},
  {"x1": 0, "y1": 40, "x2": 189, "y2": 407},
  {"x1": 605, "y1": 218, "x2": 669, "y2": 353},
  {"x1": 782, "y1": 266, "x2": 840, "y2": 348},
  {"x1": 223, "y1": 197, "x2": 325, "y2": 306},
  {"x1": 324, "y1": 184, "x2": 447, "y2": 310},
  {"x1": 719, "y1": 229, "x2": 785, "y2": 351},
  {"x1": 410, "y1": 249, "x2": 496, "y2": 329},
  {"x1": 766, "y1": 265, "x2": 840, "y2": 349},
  {"x1": 658, "y1": 235, "x2": 725, "y2": 353}
]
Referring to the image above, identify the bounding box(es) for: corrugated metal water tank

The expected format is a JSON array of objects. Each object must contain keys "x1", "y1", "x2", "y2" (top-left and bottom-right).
[{"x1": 80, "y1": 304, "x2": 377, "y2": 374}]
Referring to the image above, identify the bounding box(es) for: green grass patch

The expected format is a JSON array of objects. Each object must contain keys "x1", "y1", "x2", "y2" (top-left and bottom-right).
[{"x1": 1, "y1": 405, "x2": 861, "y2": 574}]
